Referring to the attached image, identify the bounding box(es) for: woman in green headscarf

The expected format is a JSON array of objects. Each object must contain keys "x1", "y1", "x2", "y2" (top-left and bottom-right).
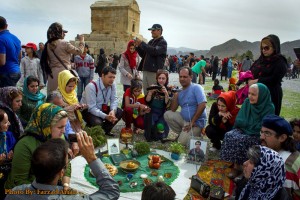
[
  {"x1": 18, "y1": 76, "x2": 46, "y2": 126},
  {"x1": 5, "y1": 103, "x2": 71, "y2": 189},
  {"x1": 220, "y1": 83, "x2": 275, "y2": 179}
]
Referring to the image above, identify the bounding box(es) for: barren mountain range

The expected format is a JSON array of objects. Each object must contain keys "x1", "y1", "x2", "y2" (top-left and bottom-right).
[{"x1": 168, "y1": 39, "x2": 300, "y2": 60}]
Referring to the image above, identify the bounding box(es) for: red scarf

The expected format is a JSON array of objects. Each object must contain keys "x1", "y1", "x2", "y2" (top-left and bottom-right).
[{"x1": 124, "y1": 40, "x2": 137, "y2": 69}]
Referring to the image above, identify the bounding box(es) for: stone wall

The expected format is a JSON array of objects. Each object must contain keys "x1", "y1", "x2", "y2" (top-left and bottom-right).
[{"x1": 71, "y1": 0, "x2": 145, "y2": 62}]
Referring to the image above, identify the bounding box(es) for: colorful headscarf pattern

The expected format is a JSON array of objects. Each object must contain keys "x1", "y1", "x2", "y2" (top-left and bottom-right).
[
  {"x1": 239, "y1": 146, "x2": 286, "y2": 200},
  {"x1": 0, "y1": 87, "x2": 24, "y2": 136},
  {"x1": 25, "y1": 103, "x2": 64, "y2": 141}
]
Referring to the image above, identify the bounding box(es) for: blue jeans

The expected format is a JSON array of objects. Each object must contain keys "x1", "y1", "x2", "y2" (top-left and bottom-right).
[
  {"x1": 0, "y1": 73, "x2": 21, "y2": 87},
  {"x1": 77, "y1": 77, "x2": 91, "y2": 101}
]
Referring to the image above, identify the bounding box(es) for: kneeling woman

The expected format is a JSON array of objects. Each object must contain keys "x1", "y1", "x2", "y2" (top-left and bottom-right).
[
  {"x1": 205, "y1": 91, "x2": 240, "y2": 150},
  {"x1": 5, "y1": 103, "x2": 71, "y2": 190},
  {"x1": 220, "y1": 83, "x2": 274, "y2": 179}
]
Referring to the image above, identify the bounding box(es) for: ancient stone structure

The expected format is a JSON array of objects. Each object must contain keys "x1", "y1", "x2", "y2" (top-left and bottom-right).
[{"x1": 73, "y1": 0, "x2": 144, "y2": 59}]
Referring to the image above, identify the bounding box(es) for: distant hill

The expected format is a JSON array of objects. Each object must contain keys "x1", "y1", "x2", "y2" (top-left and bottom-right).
[{"x1": 169, "y1": 39, "x2": 300, "y2": 60}]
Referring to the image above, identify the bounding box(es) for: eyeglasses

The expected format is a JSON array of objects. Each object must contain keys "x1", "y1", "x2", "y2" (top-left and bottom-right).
[
  {"x1": 261, "y1": 46, "x2": 271, "y2": 51},
  {"x1": 260, "y1": 130, "x2": 275, "y2": 137}
]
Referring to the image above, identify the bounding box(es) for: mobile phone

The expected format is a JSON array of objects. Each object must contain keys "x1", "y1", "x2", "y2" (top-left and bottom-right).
[{"x1": 294, "y1": 48, "x2": 300, "y2": 60}]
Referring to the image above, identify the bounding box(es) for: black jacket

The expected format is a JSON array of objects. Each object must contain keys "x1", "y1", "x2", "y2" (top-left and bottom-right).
[{"x1": 136, "y1": 36, "x2": 167, "y2": 72}]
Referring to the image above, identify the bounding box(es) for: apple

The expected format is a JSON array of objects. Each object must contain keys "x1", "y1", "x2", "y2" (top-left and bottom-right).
[{"x1": 152, "y1": 162, "x2": 160, "y2": 169}]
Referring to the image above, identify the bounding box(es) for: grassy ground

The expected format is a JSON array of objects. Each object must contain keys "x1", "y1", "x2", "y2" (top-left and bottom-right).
[{"x1": 111, "y1": 72, "x2": 300, "y2": 160}]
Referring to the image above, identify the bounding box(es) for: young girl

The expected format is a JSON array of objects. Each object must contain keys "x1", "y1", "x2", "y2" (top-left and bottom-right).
[
  {"x1": 208, "y1": 78, "x2": 225, "y2": 99},
  {"x1": 145, "y1": 70, "x2": 171, "y2": 142},
  {"x1": 0, "y1": 109, "x2": 16, "y2": 198},
  {"x1": 18, "y1": 76, "x2": 46, "y2": 126},
  {"x1": 122, "y1": 79, "x2": 150, "y2": 133},
  {"x1": 205, "y1": 91, "x2": 240, "y2": 150},
  {"x1": 18, "y1": 43, "x2": 44, "y2": 88},
  {"x1": 57, "y1": 70, "x2": 88, "y2": 132},
  {"x1": 290, "y1": 119, "x2": 300, "y2": 151}
]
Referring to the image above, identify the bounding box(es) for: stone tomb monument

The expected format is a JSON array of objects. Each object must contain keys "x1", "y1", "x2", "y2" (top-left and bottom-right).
[{"x1": 72, "y1": 0, "x2": 144, "y2": 60}]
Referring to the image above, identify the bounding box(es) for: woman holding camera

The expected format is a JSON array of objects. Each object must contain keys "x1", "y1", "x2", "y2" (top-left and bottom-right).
[
  {"x1": 57, "y1": 70, "x2": 87, "y2": 132},
  {"x1": 118, "y1": 40, "x2": 141, "y2": 92}
]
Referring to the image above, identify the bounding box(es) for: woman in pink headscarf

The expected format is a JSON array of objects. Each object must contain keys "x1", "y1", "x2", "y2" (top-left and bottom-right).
[{"x1": 118, "y1": 40, "x2": 141, "y2": 92}]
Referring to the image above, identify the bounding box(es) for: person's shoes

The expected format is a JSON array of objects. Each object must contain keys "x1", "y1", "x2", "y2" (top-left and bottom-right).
[
  {"x1": 227, "y1": 169, "x2": 242, "y2": 179},
  {"x1": 105, "y1": 132, "x2": 115, "y2": 137},
  {"x1": 209, "y1": 147, "x2": 217, "y2": 152}
]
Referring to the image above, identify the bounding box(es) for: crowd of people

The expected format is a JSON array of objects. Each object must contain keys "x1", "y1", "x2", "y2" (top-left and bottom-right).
[{"x1": 0, "y1": 14, "x2": 299, "y2": 200}]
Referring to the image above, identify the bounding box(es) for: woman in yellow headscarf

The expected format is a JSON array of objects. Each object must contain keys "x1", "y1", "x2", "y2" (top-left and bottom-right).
[{"x1": 57, "y1": 70, "x2": 88, "y2": 132}]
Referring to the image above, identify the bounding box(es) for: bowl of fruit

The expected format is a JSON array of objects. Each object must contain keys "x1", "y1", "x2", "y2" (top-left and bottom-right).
[{"x1": 119, "y1": 160, "x2": 141, "y2": 173}]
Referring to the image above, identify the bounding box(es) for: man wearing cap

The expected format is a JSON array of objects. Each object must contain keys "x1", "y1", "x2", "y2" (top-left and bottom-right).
[
  {"x1": 260, "y1": 114, "x2": 300, "y2": 199},
  {"x1": 0, "y1": 16, "x2": 22, "y2": 87},
  {"x1": 134, "y1": 24, "x2": 167, "y2": 94}
]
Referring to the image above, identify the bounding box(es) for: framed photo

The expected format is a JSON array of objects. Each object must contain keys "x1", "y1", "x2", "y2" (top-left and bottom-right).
[
  {"x1": 186, "y1": 137, "x2": 208, "y2": 164},
  {"x1": 107, "y1": 138, "x2": 120, "y2": 155}
]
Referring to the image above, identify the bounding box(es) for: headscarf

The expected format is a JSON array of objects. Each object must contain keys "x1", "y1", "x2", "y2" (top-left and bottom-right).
[
  {"x1": 218, "y1": 91, "x2": 240, "y2": 126},
  {"x1": 25, "y1": 103, "x2": 63, "y2": 141},
  {"x1": 22, "y1": 76, "x2": 45, "y2": 106},
  {"x1": 234, "y1": 83, "x2": 275, "y2": 136},
  {"x1": 239, "y1": 146, "x2": 285, "y2": 200},
  {"x1": 124, "y1": 40, "x2": 137, "y2": 69},
  {"x1": 57, "y1": 70, "x2": 83, "y2": 123},
  {"x1": 0, "y1": 87, "x2": 24, "y2": 137},
  {"x1": 251, "y1": 34, "x2": 287, "y2": 80}
]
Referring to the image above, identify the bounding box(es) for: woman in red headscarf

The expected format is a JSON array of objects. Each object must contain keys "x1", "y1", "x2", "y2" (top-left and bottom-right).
[
  {"x1": 205, "y1": 91, "x2": 240, "y2": 150},
  {"x1": 119, "y1": 40, "x2": 141, "y2": 92}
]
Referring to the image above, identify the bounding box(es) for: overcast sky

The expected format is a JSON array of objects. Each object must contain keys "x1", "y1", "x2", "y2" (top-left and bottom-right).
[{"x1": 1, "y1": 0, "x2": 299, "y2": 50}]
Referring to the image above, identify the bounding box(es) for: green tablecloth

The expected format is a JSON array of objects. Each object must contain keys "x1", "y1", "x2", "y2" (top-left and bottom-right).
[{"x1": 84, "y1": 153, "x2": 180, "y2": 192}]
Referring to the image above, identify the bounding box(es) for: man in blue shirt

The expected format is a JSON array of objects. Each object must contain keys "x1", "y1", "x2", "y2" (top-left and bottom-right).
[
  {"x1": 164, "y1": 66, "x2": 207, "y2": 145},
  {"x1": 0, "y1": 16, "x2": 21, "y2": 87}
]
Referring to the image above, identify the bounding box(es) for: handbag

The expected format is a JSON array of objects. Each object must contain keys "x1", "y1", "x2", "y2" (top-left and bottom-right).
[
  {"x1": 190, "y1": 175, "x2": 210, "y2": 198},
  {"x1": 51, "y1": 49, "x2": 79, "y2": 78}
]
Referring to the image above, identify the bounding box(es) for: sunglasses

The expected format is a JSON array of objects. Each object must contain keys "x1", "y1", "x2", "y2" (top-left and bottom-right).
[{"x1": 261, "y1": 46, "x2": 271, "y2": 51}]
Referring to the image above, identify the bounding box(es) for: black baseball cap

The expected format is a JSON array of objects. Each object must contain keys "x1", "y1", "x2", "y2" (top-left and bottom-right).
[{"x1": 148, "y1": 24, "x2": 162, "y2": 31}]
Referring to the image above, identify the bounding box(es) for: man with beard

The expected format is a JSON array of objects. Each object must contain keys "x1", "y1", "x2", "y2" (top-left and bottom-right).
[{"x1": 260, "y1": 114, "x2": 300, "y2": 200}]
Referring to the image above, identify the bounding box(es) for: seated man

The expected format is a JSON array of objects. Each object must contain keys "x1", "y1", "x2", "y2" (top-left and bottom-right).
[
  {"x1": 260, "y1": 114, "x2": 300, "y2": 200},
  {"x1": 81, "y1": 67, "x2": 123, "y2": 136},
  {"x1": 5, "y1": 132, "x2": 120, "y2": 200},
  {"x1": 164, "y1": 66, "x2": 207, "y2": 145}
]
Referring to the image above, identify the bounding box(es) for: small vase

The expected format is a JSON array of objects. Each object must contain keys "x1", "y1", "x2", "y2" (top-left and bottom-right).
[{"x1": 171, "y1": 153, "x2": 180, "y2": 160}]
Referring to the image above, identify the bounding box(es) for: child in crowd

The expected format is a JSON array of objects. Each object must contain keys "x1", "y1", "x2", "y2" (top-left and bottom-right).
[
  {"x1": 205, "y1": 91, "x2": 240, "y2": 150},
  {"x1": 290, "y1": 119, "x2": 300, "y2": 151},
  {"x1": 122, "y1": 79, "x2": 150, "y2": 133},
  {"x1": 145, "y1": 70, "x2": 171, "y2": 141},
  {"x1": 236, "y1": 70, "x2": 254, "y2": 105},
  {"x1": 208, "y1": 78, "x2": 224, "y2": 99},
  {"x1": 228, "y1": 77, "x2": 237, "y2": 91},
  {"x1": 18, "y1": 43, "x2": 44, "y2": 88},
  {"x1": 57, "y1": 70, "x2": 88, "y2": 132},
  {"x1": 0, "y1": 109, "x2": 15, "y2": 197}
]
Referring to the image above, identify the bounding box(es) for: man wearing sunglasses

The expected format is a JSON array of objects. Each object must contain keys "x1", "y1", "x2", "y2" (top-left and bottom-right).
[
  {"x1": 134, "y1": 24, "x2": 167, "y2": 94},
  {"x1": 260, "y1": 114, "x2": 300, "y2": 200}
]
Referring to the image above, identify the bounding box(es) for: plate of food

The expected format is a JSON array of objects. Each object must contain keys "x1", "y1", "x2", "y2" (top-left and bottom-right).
[
  {"x1": 119, "y1": 160, "x2": 140, "y2": 173},
  {"x1": 90, "y1": 163, "x2": 118, "y2": 177}
]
